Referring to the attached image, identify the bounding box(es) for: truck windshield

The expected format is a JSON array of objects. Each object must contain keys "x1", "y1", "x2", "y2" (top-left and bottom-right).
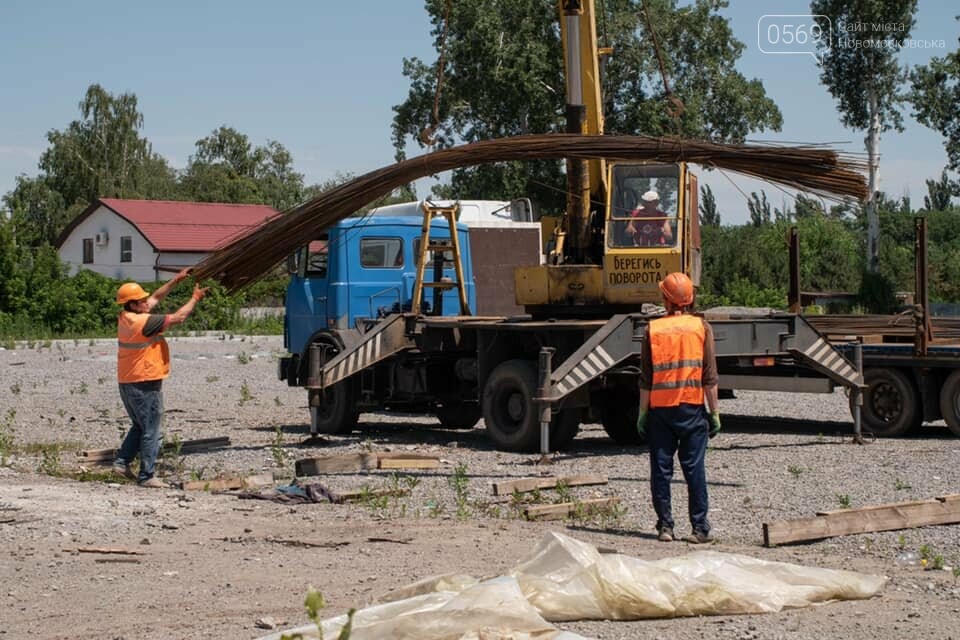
[{"x1": 607, "y1": 164, "x2": 680, "y2": 248}]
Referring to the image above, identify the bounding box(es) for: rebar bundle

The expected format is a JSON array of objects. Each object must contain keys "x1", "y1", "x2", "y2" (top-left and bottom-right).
[{"x1": 192, "y1": 134, "x2": 868, "y2": 291}]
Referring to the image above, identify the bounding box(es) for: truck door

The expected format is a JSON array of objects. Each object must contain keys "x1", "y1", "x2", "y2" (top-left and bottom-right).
[
  {"x1": 350, "y1": 235, "x2": 407, "y2": 322},
  {"x1": 285, "y1": 236, "x2": 330, "y2": 356}
]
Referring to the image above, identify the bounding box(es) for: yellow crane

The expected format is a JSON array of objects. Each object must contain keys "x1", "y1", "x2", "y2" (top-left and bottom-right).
[{"x1": 516, "y1": 0, "x2": 701, "y2": 317}]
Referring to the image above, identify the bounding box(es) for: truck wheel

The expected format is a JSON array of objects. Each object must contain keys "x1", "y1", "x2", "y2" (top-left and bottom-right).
[
  {"x1": 310, "y1": 382, "x2": 359, "y2": 435},
  {"x1": 601, "y1": 389, "x2": 643, "y2": 446},
  {"x1": 435, "y1": 403, "x2": 481, "y2": 429},
  {"x1": 937, "y1": 369, "x2": 960, "y2": 437},
  {"x1": 482, "y1": 359, "x2": 579, "y2": 452},
  {"x1": 854, "y1": 368, "x2": 920, "y2": 437}
]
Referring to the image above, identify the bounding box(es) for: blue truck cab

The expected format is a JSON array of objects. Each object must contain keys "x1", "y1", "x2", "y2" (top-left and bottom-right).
[{"x1": 283, "y1": 215, "x2": 476, "y2": 365}]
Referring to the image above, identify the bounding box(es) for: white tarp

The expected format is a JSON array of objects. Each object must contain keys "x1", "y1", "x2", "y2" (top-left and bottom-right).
[{"x1": 260, "y1": 531, "x2": 886, "y2": 640}]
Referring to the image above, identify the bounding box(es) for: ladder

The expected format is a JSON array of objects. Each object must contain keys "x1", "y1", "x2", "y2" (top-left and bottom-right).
[{"x1": 411, "y1": 201, "x2": 472, "y2": 316}]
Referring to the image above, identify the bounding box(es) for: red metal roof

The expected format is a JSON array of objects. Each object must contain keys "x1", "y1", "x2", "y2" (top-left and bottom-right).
[{"x1": 98, "y1": 199, "x2": 280, "y2": 252}]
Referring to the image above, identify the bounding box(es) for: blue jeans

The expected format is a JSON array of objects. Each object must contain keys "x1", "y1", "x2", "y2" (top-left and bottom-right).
[
  {"x1": 115, "y1": 381, "x2": 164, "y2": 483},
  {"x1": 647, "y1": 403, "x2": 710, "y2": 534}
]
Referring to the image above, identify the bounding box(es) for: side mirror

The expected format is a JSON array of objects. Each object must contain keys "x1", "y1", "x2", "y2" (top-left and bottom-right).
[
  {"x1": 286, "y1": 251, "x2": 300, "y2": 274},
  {"x1": 510, "y1": 198, "x2": 536, "y2": 222}
]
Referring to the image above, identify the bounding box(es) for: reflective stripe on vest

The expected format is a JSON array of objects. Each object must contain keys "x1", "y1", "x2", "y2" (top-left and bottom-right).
[
  {"x1": 117, "y1": 312, "x2": 170, "y2": 383},
  {"x1": 648, "y1": 314, "x2": 705, "y2": 407}
]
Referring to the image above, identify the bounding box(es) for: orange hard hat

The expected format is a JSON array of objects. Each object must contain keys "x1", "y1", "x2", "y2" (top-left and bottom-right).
[
  {"x1": 116, "y1": 282, "x2": 149, "y2": 305},
  {"x1": 658, "y1": 272, "x2": 694, "y2": 307}
]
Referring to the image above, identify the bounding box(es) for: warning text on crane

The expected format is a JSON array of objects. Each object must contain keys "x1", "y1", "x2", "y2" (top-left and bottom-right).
[{"x1": 607, "y1": 256, "x2": 664, "y2": 287}]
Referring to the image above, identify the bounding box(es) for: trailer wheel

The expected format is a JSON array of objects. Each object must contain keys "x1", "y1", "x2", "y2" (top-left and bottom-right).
[
  {"x1": 482, "y1": 359, "x2": 579, "y2": 452},
  {"x1": 937, "y1": 369, "x2": 960, "y2": 437},
  {"x1": 855, "y1": 368, "x2": 920, "y2": 437},
  {"x1": 601, "y1": 387, "x2": 644, "y2": 446},
  {"x1": 435, "y1": 403, "x2": 481, "y2": 429}
]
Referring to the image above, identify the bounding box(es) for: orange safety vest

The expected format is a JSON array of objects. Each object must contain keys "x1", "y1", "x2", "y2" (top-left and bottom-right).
[
  {"x1": 117, "y1": 312, "x2": 170, "y2": 383},
  {"x1": 648, "y1": 314, "x2": 705, "y2": 408}
]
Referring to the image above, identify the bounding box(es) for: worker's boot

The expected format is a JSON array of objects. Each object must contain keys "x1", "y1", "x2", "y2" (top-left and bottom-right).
[{"x1": 657, "y1": 526, "x2": 674, "y2": 542}]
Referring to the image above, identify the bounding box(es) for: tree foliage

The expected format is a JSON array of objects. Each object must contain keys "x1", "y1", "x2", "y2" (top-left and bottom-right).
[
  {"x1": 910, "y1": 20, "x2": 960, "y2": 171},
  {"x1": 392, "y1": 0, "x2": 782, "y2": 210},
  {"x1": 811, "y1": 0, "x2": 918, "y2": 274},
  {"x1": 923, "y1": 169, "x2": 956, "y2": 211},
  {"x1": 180, "y1": 126, "x2": 306, "y2": 210},
  {"x1": 698, "y1": 183, "x2": 720, "y2": 227}
]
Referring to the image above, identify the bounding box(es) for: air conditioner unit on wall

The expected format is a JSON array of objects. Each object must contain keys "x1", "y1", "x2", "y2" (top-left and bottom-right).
[{"x1": 95, "y1": 232, "x2": 109, "y2": 246}]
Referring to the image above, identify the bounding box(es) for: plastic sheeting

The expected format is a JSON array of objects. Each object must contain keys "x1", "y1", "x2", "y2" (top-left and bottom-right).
[{"x1": 259, "y1": 531, "x2": 886, "y2": 640}]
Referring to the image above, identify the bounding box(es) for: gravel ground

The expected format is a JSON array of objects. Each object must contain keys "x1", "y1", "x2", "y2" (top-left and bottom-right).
[{"x1": 1, "y1": 334, "x2": 959, "y2": 639}]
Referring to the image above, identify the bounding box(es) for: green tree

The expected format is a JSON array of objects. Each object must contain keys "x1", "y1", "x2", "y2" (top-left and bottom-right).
[
  {"x1": 747, "y1": 191, "x2": 772, "y2": 227},
  {"x1": 923, "y1": 169, "x2": 956, "y2": 211},
  {"x1": 812, "y1": 0, "x2": 918, "y2": 274},
  {"x1": 910, "y1": 20, "x2": 960, "y2": 170},
  {"x1": 180, "y1": 127, "x2": 305, "y2": 210},
  {"x1": 698, "y1": 183, "x2": 720, "y2": 227},
  {"x1": 392, "y1": 0, "x2": 782, "y2": 211},
  {"x1": 2, "y1": 176, "x2": 67, "y2": 247},
  {"x1": 794, "y1": 194, "x2": 825, "y2": 219},
  {"x1": 39, "y1": 84, "x2": 163, "y2": 210}
]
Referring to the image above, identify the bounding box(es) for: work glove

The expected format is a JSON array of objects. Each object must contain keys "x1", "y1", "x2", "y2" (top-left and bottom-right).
[
  {"x1": 636, "y1": 409, "x2": 648, "y2": 439},
  {"x1": 708, "y1": 411, "x2": 722, "y2": 439}
]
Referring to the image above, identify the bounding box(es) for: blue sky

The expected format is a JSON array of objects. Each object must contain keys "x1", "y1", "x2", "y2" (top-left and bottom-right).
[{"x1": 0, "y1": 1, "x2": 956, "y2": 225}]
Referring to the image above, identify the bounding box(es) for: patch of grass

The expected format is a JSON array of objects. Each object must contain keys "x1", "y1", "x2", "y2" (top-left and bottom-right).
[
  {"x1": 69, "y1": 381, "x2": 88, "y2": 395},
  {"x1": 271, "y1": 425, "x2": 287, "y2": 468},
  {"x1": 554, "y1": 479, "x2": 572, "y2": 504},
  {"x1": 448, "y1": 462, "x2": 470, "y2": 519},
  {"x1": 97, "y1": 377, "x2": 106, "y2": 385},
  {"x1": 238, "y1": 381, "x2": 255, "y2": 406},
  {"x1": 835, "y1": 493, "x2": 852, "y2": 509},
  {"x1": 9, "y1": 381, "x2": 21, "y2": 395},
  {"x1": 274, "y1": 396, "x2": 283, "y2": 407},
  {"x1": 237, "y1": 351, "x2": 251, "y2": 365},
  {"x1": 0, "y1": 409, "x2": 17, "y2": 465},
  {"x1": 206, "y1": 375, "x2": 219, "y2": 384},
  {"x1": 787, "y1": 464, "x2": 804, "y2": 478},
  {"x1": 894, "y1": 478, "x2": 912, "y2": 490},
  {"x1": 279, "y1": 586, "x2": 355, "y2": 640}
]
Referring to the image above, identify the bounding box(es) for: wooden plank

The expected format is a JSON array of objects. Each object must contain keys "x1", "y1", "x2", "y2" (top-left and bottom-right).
[
  {"x1": 182, "y1": 472, "x2": 274, "y2": 492},
  {"x1": 79, "y1": 436, "x2": 231, "y2": 461},
  {"x1": 333, "y1": 488, "x2": 408, "y2": 503},
  {"x1": 377, "y1": 455, "x2": 440, "y2": 470},
  {"x1": 295, "y1": 452, "x2": 378, "y2": 476},
  {"x1": 524, "y1": 497, "x2": 620, "y2": 521},
  {"x1": 763, "y1": 496, "x2": 960, "y2": 546},
  {"x1": 937, "y1": 493, "x2": 960, "y2": 504},
  {"x1": 71, "y1": 547, "x2": 145, "y2": 555},
  {"x1": 492, "y1": 474, "x2": 608, "y2": 496}
]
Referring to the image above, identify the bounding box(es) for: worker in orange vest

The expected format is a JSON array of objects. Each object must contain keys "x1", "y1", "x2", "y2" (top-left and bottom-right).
[
  {"x1": 636, "y1": 272, "x2": 721, "y2": 543},
  {"x1": 112, "y1": 268, "x2": 208, "y2": 488}
]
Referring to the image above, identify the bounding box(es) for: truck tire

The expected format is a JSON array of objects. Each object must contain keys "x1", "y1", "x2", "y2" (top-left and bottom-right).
[
  {"x1": 435, "y1": 403, "x2": 481, "y2": 429},
  {"x1": 308, "y1": 339, "x2": 359, "y2": 435},
  {"x1": 482, "y1": 359, "x2": 579, "y2": 452},
  {"x1": 937, "y1": 369, "x2": 960, "y2": 437},
  {"x1": 310, "y1": 382, "x2": 359, "y2": 435},
  {"x1": 854, "y1": 368, "x2": 920, "y2": 437},
  {"x1": 600, "y1": 387, "x2": 644, "y2": 446}
]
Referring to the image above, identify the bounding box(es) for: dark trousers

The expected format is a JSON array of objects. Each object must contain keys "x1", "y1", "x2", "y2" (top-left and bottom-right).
[
  {"x1": 115, "y1": 380, "x2": 164, "y2": 483},
  {"x1": 647, "y1": 403, "x2": 710, "y2": 534}
]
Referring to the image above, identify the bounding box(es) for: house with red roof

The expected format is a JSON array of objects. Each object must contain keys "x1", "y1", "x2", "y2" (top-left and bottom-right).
[{"x1": 56, "y1": 198, "x2": 280, "y2": 281}]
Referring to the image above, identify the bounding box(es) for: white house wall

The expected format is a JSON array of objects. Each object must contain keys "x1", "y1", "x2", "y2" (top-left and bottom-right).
[{"x1": 59, "y1": 205, "x2": 160, "y2": 281}]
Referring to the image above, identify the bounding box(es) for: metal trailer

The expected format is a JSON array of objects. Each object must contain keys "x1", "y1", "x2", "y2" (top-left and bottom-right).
[
  {"x1": 298, "y1": 306, "x2": 863, "y2": 452},
  {"x1": 795, "y1": 217, "x2": 960, "y2": 439}
]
